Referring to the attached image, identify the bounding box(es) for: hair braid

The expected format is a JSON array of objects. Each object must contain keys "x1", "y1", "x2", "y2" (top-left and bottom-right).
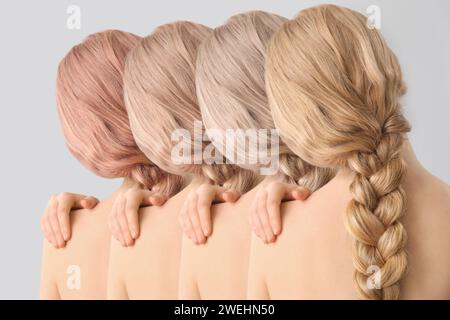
[
  {"x1": 266, "y1": 4, "x2": 412, "y2": 299},
  {"x1": 345, "y1": 112, "x2": 410, "y2": 299}
]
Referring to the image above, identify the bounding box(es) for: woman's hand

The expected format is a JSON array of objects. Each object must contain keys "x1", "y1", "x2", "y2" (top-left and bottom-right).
[
  {"x1": 40, "y1": 193, "x2": 99, "y2": 248},
  {"x1": 108, "y1": 188, "x2": 167, "y2": 247},
  {"x1": 250, "y1": 181, "x2": 311, "y2": 243},
  {"x1": 179, "y1": 183, "x2": 240, "y2": 245}
]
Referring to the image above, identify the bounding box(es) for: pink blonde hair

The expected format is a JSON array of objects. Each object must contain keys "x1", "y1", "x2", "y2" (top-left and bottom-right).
[{"x1": 57, "y1": 30, "x2": 182, "y2": 195}]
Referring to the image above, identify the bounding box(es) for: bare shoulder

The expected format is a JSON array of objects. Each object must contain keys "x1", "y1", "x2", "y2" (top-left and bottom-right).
[
  {"x1": 69, "y1": 206, "x2": 109, "y2": 243},
  {"x1": 402, "y1": 174, "x2": 450, "y2": 298},
  {"x1": 407, "y1": 172, "x2": 450, "y2": 225}
]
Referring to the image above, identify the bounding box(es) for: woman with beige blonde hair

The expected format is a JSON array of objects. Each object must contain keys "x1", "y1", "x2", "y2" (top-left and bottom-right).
[
  {"x1": 107, "y1": 21, "x2": 257, "y2": 299},
  {"x1": 248, "y1": 4, "x2": 450, "y2": 299}
]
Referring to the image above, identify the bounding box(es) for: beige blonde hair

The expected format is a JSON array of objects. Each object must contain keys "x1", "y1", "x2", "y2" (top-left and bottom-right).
[
  {"x1": 124, "y1": 22, "x2": 256, "y2": 193},
  {"x1": 266, "y1": 5, "x2": 410, "y2": 299},
  {"x1": 196, "y1": 11, "x2": 333, "y2": 190}
]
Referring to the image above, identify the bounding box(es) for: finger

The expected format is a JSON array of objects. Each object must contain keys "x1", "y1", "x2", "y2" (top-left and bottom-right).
[
  {"x1": 188, "y1": 193, "x2": 206, "y2": 244},
  {"x1": 109, "y1": 200, "x2": 125, "y2": 245},
  {"x1": 288, "y1": 186, "x2": 312, "y2": 201},
  {"x1": 266, "y1": 183, "x2": 286, "y2": 235},
  {"x1": 133, "y1": 189, "x2": 167, "y2": 207},
  {"x1": 250, "y1": 197, "x2": 266, "y2": 242},
  {"x1": 80, "y1": 196, "x2": 100, "y2": 209},
  {"x1": 41, "y1": 202, "x2": 57, "y2": 247},
  {"x1": 257, "y1": 190, "x2": 275, "y2": 243},
  {"x1": 197, "y1": 187, "x2": 215, "y2": 237},
  {"x1": 49, "y1": 198, "x2": 66, "y2": 248},
  {"x1": 56, "y1": 201, "x2": 72, "y2": 242},
  {"x1": 58, "y1": 192, "x2": 95, "y2": 210},
  {"x1": 180, "y1": 194, "x2": 197, "y2": 243},
  {"x1": 111, "y1": 216, "x2": 125, "y2": 246},
  {"x1": 125, "y1": 192, "x2": 142, "y2": 239},
  {"x1": 117, "y1": 197, "x2": 134, "y2": 246},
  {"x1": 43, "y1": 218, "x2": 57, "y2": 247},
  {"x1": 148, "y1": 193, "x2": 167, "y2": 206},
  {"x1": 215, "y1": 188, "x2": 240, "y2": 204}
]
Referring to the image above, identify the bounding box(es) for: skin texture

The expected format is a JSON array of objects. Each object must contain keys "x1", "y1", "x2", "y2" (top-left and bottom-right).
[
  {"x1": 178, "y1": 178, "x2": 274, "y2": 299},
  {"x1": 40, "y1": 179, "x2": 138, "y2": 299},
  {"x1": 247, "y1": 143, "x2": 450, "y2": 299},
  {"x1": 107, "y1": 177, "x2": 204, "y2": 299}
]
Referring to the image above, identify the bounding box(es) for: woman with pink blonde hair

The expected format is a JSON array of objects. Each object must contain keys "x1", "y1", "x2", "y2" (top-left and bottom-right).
[{"x1": 40, "y1": 30, "x2": 180, "y2": 299}]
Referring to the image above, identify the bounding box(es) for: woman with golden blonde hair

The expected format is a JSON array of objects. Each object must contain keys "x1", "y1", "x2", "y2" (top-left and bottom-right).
[{"x1": 248, "y1": 4, "x2": 450, "y2": 299}]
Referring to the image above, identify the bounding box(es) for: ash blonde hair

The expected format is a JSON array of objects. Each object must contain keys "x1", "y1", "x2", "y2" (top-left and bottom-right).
[
  {"x1": 266, "y1": 5, "x2": 410, "y2": 299},
  {"x1": 124, "y1": 22, "x2": 256, "y2": 193},
  {"x1": 196, "y1": 11, "x2": 333, "y2": 190},
  {"x1": 57, "y1": 30, "x2": 181, "y2": 195}
]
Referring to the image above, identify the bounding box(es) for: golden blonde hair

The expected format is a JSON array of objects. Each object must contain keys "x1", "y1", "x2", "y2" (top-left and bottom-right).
[
  {"x1": 196, "y1": 11, "x2": 333, "y2": 190},
  {"x1": 124, "y1": 22, "x2": 256, "y2": 193},
  {"x1": 266, "y1": 5, "x2": 410, "y2": 299}
]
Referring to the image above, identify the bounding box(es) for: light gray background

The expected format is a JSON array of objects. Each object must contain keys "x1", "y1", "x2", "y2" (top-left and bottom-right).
[{"x1": 0, "y1": 0, "x2": 448, "y2": 299}]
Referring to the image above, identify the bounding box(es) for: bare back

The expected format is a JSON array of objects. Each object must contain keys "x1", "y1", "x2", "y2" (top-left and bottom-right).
[
  {"x1": 247, "y1": 166, "x2": 450, "y2": 299},
  {"x1": 107, "y1": 180, "x2": 201, "y2": 299},
  {"x1": 178, "y1": 181, "x2": 266, "y2": 299},
  {"x1": 40, "y1": 194, "x2": 114, "y2": 299}
]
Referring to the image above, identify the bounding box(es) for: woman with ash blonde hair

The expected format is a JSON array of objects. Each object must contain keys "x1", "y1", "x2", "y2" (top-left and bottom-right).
[
  {"x1": 193, "y1": 10, "x2": 334, "y2": 243},
  {"x1": 40, "y1": 30, "x2": 175, "y2": 299},
  {"x1": 178, "y1": 11, "x2": 332, "y2": 299},
  {"x1": 248, "y1": 4, "x2": 450, "y2": 299}
]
